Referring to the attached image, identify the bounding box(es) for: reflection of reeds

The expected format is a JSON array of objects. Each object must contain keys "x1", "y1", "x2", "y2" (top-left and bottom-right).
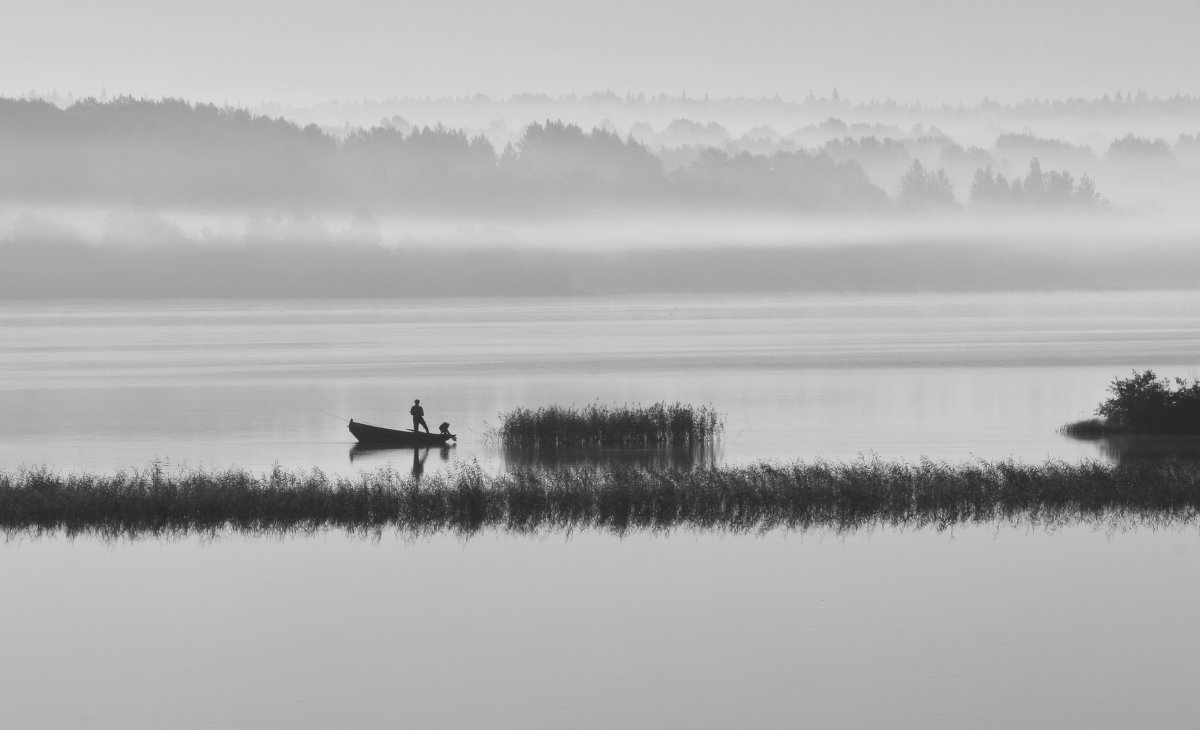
[
  {"x1": 5, "y1": 458, "x2": 1200, "y2": 538},
  {"x1": 1060, "y1": 418, "x2": 1122, "y2": 438},
  {"x1": 502, "y1": 442, "x2": 718, "y2": 470},
  {"x1": 495, "y1": 402, "x2": 723, "y2": 447}
]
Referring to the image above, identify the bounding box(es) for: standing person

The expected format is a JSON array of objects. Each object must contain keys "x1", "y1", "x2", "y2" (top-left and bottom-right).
[{"x1": 410, "y1": 399, "x2": 429, "y2": 433}]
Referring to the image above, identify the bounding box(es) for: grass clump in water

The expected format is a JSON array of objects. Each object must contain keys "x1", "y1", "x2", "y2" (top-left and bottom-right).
[
  {"x1": 1064, "y1": 370, "x2": 1200, "y2": 437},
  {"x1": 495, "y1": 402, "x2": 723, "y2": 448},
  {"x1": 5, "y1": 457, "x2": 1200, "y2": 539}
]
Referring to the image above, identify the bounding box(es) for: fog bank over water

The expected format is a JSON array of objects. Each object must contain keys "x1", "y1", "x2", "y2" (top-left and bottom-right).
[
  {"x1": 3, "y1": 93, "x2": 1200, "y2": 297},
  {"x1": 8, "y1": 94, "x2": 1200, "y2": 215},
  {"x1": 5, "y1": 237, "x2": 1199, "y2": 299},
  {"x1": 5, "y1": 204, "x2": 1200, "y2": 252}
]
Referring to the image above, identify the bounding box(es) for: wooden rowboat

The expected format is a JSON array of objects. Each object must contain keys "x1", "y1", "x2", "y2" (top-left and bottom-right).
[{"x1": 348, "y1": 419, "x2": 456, "y2": 447}]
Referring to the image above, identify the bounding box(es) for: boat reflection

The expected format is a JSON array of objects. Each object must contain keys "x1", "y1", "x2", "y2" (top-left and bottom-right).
[
  {"x1": 348, "y1": 443, "x2": 454, "y2": 477},
  {"x1": 501, "y1": 443, "x2": 720, "y2": 470}
]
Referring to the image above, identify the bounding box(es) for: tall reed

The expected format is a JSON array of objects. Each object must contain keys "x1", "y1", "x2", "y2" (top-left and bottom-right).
[
  {"x1": 494, "y1": 402, "x2": 723, "y2": 447},
  {"x1": 4, "y1": 458, "x2": 1200, "y2": 538}
]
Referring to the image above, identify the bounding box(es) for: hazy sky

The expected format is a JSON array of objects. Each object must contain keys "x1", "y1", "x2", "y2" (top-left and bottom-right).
[{"x1": 3, "y1": 0, "x2": 1199, "y2": 105}]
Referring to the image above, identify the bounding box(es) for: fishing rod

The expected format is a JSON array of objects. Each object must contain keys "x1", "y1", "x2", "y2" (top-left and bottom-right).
[{"x1": 317, "y1": 409, "x2": 351, "y2": 423}]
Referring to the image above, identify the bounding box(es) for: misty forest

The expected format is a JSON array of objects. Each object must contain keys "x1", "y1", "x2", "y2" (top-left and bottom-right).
[{"x1": 4, "y1": 92, "x2": 1200, "y2": 296}]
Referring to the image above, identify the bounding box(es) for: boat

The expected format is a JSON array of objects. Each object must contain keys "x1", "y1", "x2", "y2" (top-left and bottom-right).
[{"x1": 348, "y1": 419, "x2": 457, "y2": 447}]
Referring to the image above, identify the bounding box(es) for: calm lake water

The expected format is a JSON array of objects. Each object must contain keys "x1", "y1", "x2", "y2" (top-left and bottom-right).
[
  {"x1": 3, "y1": 291, "x2": 1200, "y2": 729},
  {"x1": 4, "y1": 526, "x2": 1200, "y2": 729},
  {"x1": 3, "y1": 291, "x2": 1200, "y2": 473}
]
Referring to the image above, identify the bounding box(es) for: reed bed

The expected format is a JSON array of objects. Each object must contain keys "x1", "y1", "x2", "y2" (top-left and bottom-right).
[
  {"x1": 4, "y1": 458, "x2": 1200, "y2": 538},
  {"x1": 494, "y1": 402, "x2": 723, "y2": 447}
]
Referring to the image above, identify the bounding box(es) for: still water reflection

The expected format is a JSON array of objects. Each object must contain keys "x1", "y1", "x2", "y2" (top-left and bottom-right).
[
  {"x1": 348, "y1": 443, "x2": 716, "y2": 473},
  {"x1": 348, "y1": 444, "x2": 455, "y2": 476},
  {"x1": 1068, "y1": 433, "x2": 1200, "y2": 463},
  {"x1": 3, "y1": 525, "x2": 1200, "y2": 729},
  {"x1": 501, "y1": 443, "x2": 719, "y2": 470}
]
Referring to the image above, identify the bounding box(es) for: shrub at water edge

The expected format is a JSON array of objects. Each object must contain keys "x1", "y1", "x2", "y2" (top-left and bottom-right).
[{"x1": 1063, "y1": 370, "x2": 1200, "y2": 436}]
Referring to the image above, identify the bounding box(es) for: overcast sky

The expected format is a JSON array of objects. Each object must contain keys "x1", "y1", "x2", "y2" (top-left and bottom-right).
[{"x1": 3, "y1": 0, "x2": 1199, "y2": 106}]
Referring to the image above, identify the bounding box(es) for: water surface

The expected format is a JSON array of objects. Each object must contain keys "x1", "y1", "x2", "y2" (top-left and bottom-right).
[
  {"x1": 3, "y1": 291, "x2": 1198, "y2": 474},
  {"x1": 3, "y1": 525, "x2": 1199, "y2": 729}
]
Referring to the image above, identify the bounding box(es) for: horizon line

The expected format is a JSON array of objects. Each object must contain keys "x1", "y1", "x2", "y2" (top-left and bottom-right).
[{"x1": 8, "y1": 88, "x2": 1200, "y2": 113}]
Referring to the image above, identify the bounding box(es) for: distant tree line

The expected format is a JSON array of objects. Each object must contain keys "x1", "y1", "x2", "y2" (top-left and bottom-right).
[
  {"x1": 891, "y1": 157, "x2": 1107, "y2": 210},
  {"x1": 239, "y1": 89, "x2": 1200, "y2": 131},
  {"x1": 898, "y1": 160, "x2": 955, "y2": 209},
  {"x1": 971, "y1": 159, "x2": 1104, "y2": 208},
  {"x1": 0, "y1": 98, "x2": 890, "y2": 214},
  {"x1": 0, "y1": 96, "x2": 1173, "y2": 216}
]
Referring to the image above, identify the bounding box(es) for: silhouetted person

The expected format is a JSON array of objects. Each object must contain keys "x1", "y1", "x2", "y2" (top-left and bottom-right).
[
  {"x1": 410, "y1": 399, "x2": 429, "y2": 433},
  {"x1": 439, "y1": 421, "x2": 457, "y2": 441}
]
